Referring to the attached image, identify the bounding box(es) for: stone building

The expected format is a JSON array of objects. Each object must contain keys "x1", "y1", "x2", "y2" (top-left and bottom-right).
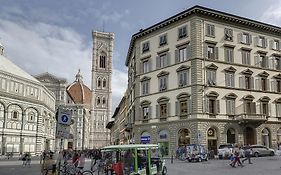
[
  {"x1": 0, "y1": 43, "x2": 56, "y2": 155},
  {"x1": 125, "y1": 6, "x2": 281, "y2": 155},
  {"x1": 107, "y1": 91, "x2": 129, "y2": 145},
  {"x1": 35, "y1": 70, "x2": 91, "y2": 150},
  {"x1": 90, "y1": 31, "x2": 114, "y2": 148}
]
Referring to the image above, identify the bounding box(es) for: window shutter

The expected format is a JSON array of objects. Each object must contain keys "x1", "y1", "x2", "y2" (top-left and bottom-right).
[
  {"x1": 175, "y1": 101, "x2": 179, "y2": 116},
  {"x1": 175, "y1": 49, "x2": 179, "y2": 63},
  {"x1": 225, "y1": 73, "x2": 230, "y2": 87},
  {"x1": 254, "y1": 55, "x2": 260, "y2": 67},
  {"x1": 224, "y1": 48, "x2": 228, "y2": 62},
  {"x1": 147, "y1": 81, "x2": 150, "y2": 94},
  {"x1": 167, "y1": 102, "x2": 170, "y2": 117},
  {"x1": 149, "y1": 60, "x2": 152, "y2": 72},
  {"x1": 239, "y1": 76, "x2": 245, "y2": 88},
  {"x1": 226, "y1": 100, "x2": 230, "y2": 114},
  {"x1": 269, "y1": 57, "x2": 274, "y2": 69},
  {"x1": 141, "y1": 62, "x2": 144, "y2": 74},
  {"x1": 256, "y1": 102, "x2": 260, "y2": 115},
  {"x1": 249, "y1": 34, "x2": 252, "y2": 44},
  {"x1": 250, "y1": 77, "x2": 254, "y2": 90},
  {"x1": 215, "y1": 47, "x2": 219, "y2": 60},
  {"x1": 156, "y1": 104, "x2": 159, "y2": 118},
  {"x1": 268, "y1": 103, "x2": 271, "y2": 116},
  {"x1": 254, "y1": 37, "x2": 259, "y2": 46},
  {"x1": 139, "y1": 107, "x2": 142, "y2": 120},
  {"x1": 186, "y1": 70, "x2": 189, "y2": 86},
  {"x1": 148, "y1": 106, "x2": 152, "y2": 119},
  {"x1": 232, "y1": 100, "x2": 235, "y2": 115},
  {"x1": 203, "y1": 44, "x2": 208, "y2": 58},
  {"x1": 216, "y1": 100, "x2": 220, "y2": 114},
  {"x1": 266, "y1": 79, "x2": 270, "y2": 91},
  {"x1": 156, "y1": 56, "x2": 160, "y2": 69},
  {"x1": 277, "y1": 104, "x2": 281, "y2": 117},
  {"x1": 265, "y1": 38, "x2": 268, "y2": 48},
  {"x1": 269, "y1": 40, "x2": 274, "y2": 50},
  {"x1": 265, "y1": 56, "x2": 269, "y2": 68},
  {"x1": 255, "y1": 78, "x2": 261, "y2": 91},
  {"x1": 188, "y1": 98, "x2": 192, "y2": 114},
  {"x1": 252, "y1": 102, "x2": 256, "y2": 114},
  {"x1": 166, "y1": 52, "x2": 170, "y2": 66},
  {"x1": 204, "y1": 98, "x2": 209, "y2": 113},
  {"x1": 238, "y1": 33, "x2": 242, "y2": 43},
  {"x1": 186, "y1": 44, "x2": 191, "y2": 59},
  {"x1": 271, "y1": 80, "x2": 277, "y2": 92}
]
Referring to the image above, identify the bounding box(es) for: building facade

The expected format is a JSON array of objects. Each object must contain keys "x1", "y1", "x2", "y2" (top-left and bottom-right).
[
  {"x1": 0, "y1": 45, "x2": 56, "y2": 155},
  {"x1": 125, "y1": 6, "x2": 281, "y2": 156},
  {"x1": 35, "y1": 71, "x2": 91, "y2": 150},
  {"x1": 107, "y1": 91, "x2": 129, "y2": 145},
  {"x1": 90, "y1": 31, "x2": 114, "y2": 148}
]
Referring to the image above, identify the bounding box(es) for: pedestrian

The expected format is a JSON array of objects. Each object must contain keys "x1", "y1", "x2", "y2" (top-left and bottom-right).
[
  {"x1": 242, "y1": 144, "x2": 253, "y2": 164},
  {"x1": 78, "y1": 152, "x2": 86, "y2": 170},
  {"x1": 72, "y1": 151, "x2": 80, "y2": 167},
  {"x1": 22, "y1": 153, "x2": 27, "y2": 166},
  {"x1": 26, "y1": 153, "x2": 31, "y2": 167},
  {"x1": 230, "y1": 144, "x2": 243, "y2": 168}
]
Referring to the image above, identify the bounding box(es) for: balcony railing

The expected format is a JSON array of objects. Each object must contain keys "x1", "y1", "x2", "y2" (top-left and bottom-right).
[{"x1": 235, "y1": 113, "x2": 267, "y2": 124}]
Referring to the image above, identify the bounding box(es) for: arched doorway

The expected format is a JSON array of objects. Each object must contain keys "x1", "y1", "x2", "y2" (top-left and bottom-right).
[
  {"x1": 207, "y1": 128, "x2": 218, "y2": 155},
  {"x1": 158, "y1": 130, "x2": 169, "y2": 156},
  {"x1": 227, "y1": 128, "x2": 236, "y2": 144},
  {"x1": 261, "y1": 128, "x2": 271, "y2": 148},
  {"x1": 244, "y1": 127, "x2": 256, "y2": 145},
  {"x1": 178, "y1": 129, "x2": 190, "y2": 147}
]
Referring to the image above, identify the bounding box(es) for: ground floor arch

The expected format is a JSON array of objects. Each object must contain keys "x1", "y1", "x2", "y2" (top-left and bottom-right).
[
  {"x1": 227, "y1": 128, "x2": 236, "y2": 144},
  {"x1": 207, "y1": 128, "x2": 218, "y2": 155},
  {"x1": 261, "y1": 128, "x2": 271, "y2": 148},
  {"x1": 178, "y1": 128, "x2": 190, "y2": 147},
  {"x1": 244, "y1": 127, "x2": 256, "y2": 145}
]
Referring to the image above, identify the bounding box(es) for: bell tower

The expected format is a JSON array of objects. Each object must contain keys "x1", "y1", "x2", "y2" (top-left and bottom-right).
[{"x1": 90, "y1": 30, "x2": 114, "y2": 148}]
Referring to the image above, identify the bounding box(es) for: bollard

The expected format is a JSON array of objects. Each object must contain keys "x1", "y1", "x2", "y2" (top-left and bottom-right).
[{"x1": 171, "y1": 154, "x2": 173, "y2": 164}]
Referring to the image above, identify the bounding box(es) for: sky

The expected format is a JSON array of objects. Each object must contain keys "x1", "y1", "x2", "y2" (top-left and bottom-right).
[{"x1": 0, "y1": 0, "x2": 281, "y2": 110}]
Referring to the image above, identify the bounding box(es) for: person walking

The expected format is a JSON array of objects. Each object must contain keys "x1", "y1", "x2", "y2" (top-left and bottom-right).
[
  {"x1": 242, "y1": 144, "x2": 253, "y2": 164},
  {"x1": 26, "y1": 153, "x2": 31, "y2": 167},
  {"x1": 230, "y1": 144, "x2": 244, "y2": 168},
  {"x1": 78, "y1": 152, "x2": 86, "y2": 170}
]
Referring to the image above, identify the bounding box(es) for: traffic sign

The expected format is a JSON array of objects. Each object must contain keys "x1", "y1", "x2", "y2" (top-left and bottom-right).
[
  {"x1": 56, "y1": 124, "x2": 70, "y2": 139},
  {"x1": 58, "y1": 108, "x2": 72, "y2": 125}
]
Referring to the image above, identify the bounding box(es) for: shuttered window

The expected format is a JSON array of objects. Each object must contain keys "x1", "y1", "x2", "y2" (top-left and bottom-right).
[
  {"x1": 225, "y1": 72, "x2": 235, "y2": 87},
  {"x1": 206, "y1": 24, "x2": 215, "y2": 37},
  {"x1": 226, "y1": 99, "x2": 235, "y2": 115},
  {"x1": 241, "y1": 50, "x2": 251, "y2": 65},
  {"x1": 207, "y1": 70, "x2": 216, "y2": 86},
  {"x1": 276, "y1": 103, "x2": 281, "y2": 117},
  {"x1": 225, "y1": 47, "x2": 234, "y2": 62},
  {"x1": 178, "y1": 26, "x2": 187, "y2": 39}
]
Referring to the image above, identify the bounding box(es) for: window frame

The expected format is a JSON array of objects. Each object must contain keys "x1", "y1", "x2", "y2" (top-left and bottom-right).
[
  {"x1": 158, "y1": 75, "x2": 168, "y2": 92},
  {"x1": 224, "y1": 28, "x2": 233, "y2": 41},
  {"x1": 142, "y1": 41, "x2": 150, "y2": 53},
  {"x1": 159, "y1": 34, "x2": 167, "y2": 46},
  {"x1": 178, "y1": 26, "x2": 187, "y2": 39},
  {"x1": 224, "y1": 47, "x2": 234, "y2": 63},
  {"x1": 241, "y1": 49, "x2": 251, "y2": 65},
  {"x1": 206, "y1": 24, "x2": 215, "y2": 37}
]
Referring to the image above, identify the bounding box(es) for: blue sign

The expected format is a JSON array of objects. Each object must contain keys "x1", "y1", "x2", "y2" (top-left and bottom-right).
[
  {"x1": 61, "y1": 115, "x2": 69, "y2": 123},
  {"x1": 141, "y1": 136, "x2": 151, "y2": 144}
]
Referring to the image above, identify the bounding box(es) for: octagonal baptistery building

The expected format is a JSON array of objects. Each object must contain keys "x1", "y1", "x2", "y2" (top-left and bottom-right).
[{"x1": 0, "y1": 45, "x2": 56, "y2": 155}]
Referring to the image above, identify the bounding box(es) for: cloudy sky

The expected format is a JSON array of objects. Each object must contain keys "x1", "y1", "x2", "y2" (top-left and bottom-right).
[{"x1": 0, "y1": 0, "x2": 281, "y2": 110}]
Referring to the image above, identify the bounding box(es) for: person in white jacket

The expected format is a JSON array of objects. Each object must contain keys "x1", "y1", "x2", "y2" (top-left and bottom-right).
[{"x1": 78, "y1": 152, "x2": 86, "y2": 170}]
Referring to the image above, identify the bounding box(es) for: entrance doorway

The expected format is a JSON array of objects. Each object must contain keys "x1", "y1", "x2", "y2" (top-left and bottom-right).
[
  {"x1": 207, "y1": 128, "x2": 218, "y2": 155},
  {"x1": 261, "y1": 128, "x2": 271, "y2": 148},
  {"x1": 227, "y1": 128, "x2": 236, "y2": 144},
  {"x1": 244, "y1": 127, "x2": 256, "y2": 145}
]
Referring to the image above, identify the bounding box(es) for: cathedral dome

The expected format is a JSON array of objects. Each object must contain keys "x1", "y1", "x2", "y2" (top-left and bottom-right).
[{"x1": 66, "y1": 70, "x2": 91, "y2": 106}]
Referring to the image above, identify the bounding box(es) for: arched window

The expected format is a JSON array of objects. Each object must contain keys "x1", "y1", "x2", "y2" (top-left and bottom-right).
[
  {"x1": 12, "y1": 111, "x2": 18, "y2": 119},
  {"x1": 99, "y1": 53, "x2": 106, "y2": 68},
  {"x1": 97, "y1": 97, "x2": 101, "y2": 106},
  {"x1": 97, "y1": 78, "x2": 101, "y2": 88},
  {"x1": 103, "y1": 79, "x2": 106, "y2": 88}
]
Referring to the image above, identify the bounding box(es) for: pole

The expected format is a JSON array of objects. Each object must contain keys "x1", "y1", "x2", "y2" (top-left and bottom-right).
[{"x1": 58, "y1": 138, "x2": 63, "y2": 175}]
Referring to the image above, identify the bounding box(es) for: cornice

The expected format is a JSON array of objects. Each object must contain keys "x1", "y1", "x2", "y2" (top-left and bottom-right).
[{"x1": 125, "y1": 5, "x2": 281, "y2": 66}]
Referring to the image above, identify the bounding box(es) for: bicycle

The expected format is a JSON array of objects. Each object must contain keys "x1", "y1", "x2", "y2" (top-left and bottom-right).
[{"x1": 57, "y1": 163, "x2": 93, "y2": 175}]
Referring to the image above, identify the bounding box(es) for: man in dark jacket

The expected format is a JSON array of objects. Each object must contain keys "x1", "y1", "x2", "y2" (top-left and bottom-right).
[{"x1": 242, "y1": 144, "x2": 252, "y2": 164}]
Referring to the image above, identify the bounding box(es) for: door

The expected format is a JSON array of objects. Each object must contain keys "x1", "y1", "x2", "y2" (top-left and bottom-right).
[
  {"x1": 208, "y1": 140, "x2": 218, "y2": 155},
  {"x1": 244, "y1": 127, "x2": 256, "y2": 145}
]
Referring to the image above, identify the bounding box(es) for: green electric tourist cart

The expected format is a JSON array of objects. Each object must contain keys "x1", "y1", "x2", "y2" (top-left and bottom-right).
[{"x1": 101, "y1": 144, "x2": 167, "y2": 175}]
